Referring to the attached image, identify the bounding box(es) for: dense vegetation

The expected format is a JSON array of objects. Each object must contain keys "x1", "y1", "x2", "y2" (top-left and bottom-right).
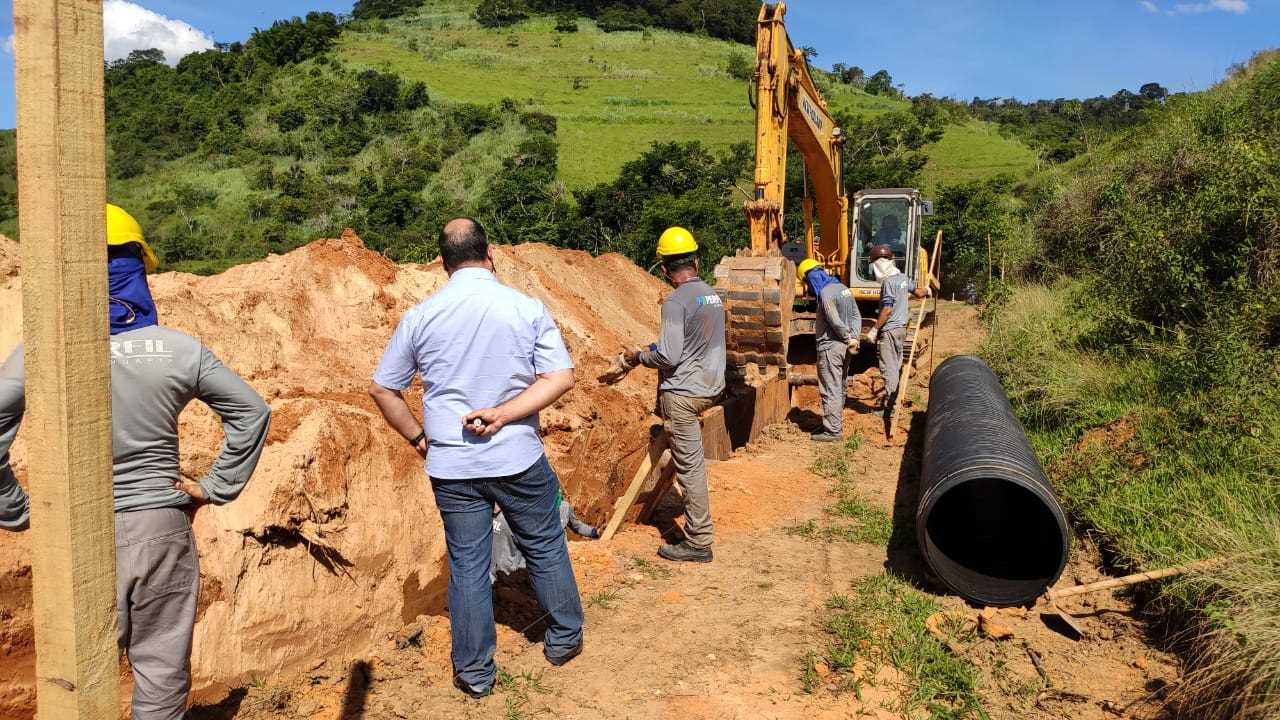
[{"x1": 981, "y1": 52, "x2": 1280, "y2": 720}]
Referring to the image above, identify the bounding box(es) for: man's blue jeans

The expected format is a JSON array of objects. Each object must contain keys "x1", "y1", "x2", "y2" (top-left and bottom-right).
[{"x1": 430, "y1": 454, "x2": 584, "y2": 692}]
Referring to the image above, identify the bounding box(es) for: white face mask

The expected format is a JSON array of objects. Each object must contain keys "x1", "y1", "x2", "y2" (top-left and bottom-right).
[{"x1": 872, "y1": 257, "x2": 899, "y2": 280}]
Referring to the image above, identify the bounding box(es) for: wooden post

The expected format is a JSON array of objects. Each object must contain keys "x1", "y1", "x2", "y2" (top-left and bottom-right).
[
  {"x1": 986, "y1": 234, "x2": 992, "y2": 285},
  {"x1": 13, "y1": 1, "x2": 118, "y2": 718}
]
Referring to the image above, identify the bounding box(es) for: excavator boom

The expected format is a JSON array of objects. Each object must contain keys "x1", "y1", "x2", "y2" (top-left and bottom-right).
[{"x1": 717, "y1": 1, "x2": 849, "y2": 373}]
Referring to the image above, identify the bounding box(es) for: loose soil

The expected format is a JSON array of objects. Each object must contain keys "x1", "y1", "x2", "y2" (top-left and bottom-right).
[
  {"x1": 169, "y1": 301, "x2": 1178, "y2": 720},
  {"x1": 0, "y1": 234, "x2": 1181, "y2": 718}
]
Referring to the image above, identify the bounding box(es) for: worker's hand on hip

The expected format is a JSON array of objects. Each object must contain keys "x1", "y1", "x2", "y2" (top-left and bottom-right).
[
  {"x1": 867, "y1": 327, "x2": 879, "y2": 344},
  {"x1": 413, "y1": 436, "x2": 428, "y2": 459},
  {"x1": 174, "y1": 480, "x2": 209, "y2": 504},
  {"x1": 464, "y1": 408, "x2": 507, "y2": 438}
]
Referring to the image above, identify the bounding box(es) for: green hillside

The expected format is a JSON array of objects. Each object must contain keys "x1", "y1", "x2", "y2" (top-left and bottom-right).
[{"x1": 339, "y1": 0, "x2": 1033, "y2": 189}]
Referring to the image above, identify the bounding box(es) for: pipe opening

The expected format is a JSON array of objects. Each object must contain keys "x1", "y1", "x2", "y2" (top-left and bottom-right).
[{"x1": 922, "y1": 477, "x2": 1067, "y2": 606}]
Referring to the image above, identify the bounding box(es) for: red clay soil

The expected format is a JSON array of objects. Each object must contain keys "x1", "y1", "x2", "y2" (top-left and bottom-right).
[
  {"x1": 0, "y1": 241, "x2": 1180, "y2": 719},
  {"x1": 0, "y1": 232, "x2": 668, "y2": 718}
]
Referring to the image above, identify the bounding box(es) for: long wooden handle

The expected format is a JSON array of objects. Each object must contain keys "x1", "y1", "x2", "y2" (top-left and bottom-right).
[{"x1": 1046, "y1": 557, "x2": 1228, "y2": 600}]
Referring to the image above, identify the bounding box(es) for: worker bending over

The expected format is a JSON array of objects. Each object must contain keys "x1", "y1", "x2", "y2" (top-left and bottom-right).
[
  {"x1": 866, "y1": 244, "x2": 930, "y2": 419},
  {"x1": 370, "y1": 218, "x2": 583, "y2": 699},
  {"x1": 798, "y1": 259, "x2": 861, "y2": 442},
  {"x1": 0, "y1": 205, "x2": 272, "y2": 720},
  {"x1": 623, "y1": 227, "x2": 725, "y2": 563}
]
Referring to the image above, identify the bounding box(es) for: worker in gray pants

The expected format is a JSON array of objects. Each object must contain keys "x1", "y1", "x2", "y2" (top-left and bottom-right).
[
  {"x1": 0, "y1": 205, "x2": 271, "y2": 720},
  {"x1": 866, "y1": 244, "x2": 930, "y2": 419},
  {"x1": 797, "y1": 259, "x2": 862, "y2": 442},
  {"x1": 624, "y1": 226, "x2": 725, "y2": 564}
]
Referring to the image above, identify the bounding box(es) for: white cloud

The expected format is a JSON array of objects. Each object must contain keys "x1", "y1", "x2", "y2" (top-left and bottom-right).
[
  {"x1": 1139, "y1": 0, "x2": 1160, "y2": 12},
  {"x1": 102, "y1": 0, "x2": 215, "y2": 65},
  {"x1": 1, "y1": 34, "x2": 13, "y2": 54},
  {"x1": 1169, "y1": 0, "x2": 1249, "y2": 14}
]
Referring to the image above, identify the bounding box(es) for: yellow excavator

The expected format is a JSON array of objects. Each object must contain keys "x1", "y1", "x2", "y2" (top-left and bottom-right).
[{"x1": 715, "y1": 1, "x2": 934, "y2": 376}]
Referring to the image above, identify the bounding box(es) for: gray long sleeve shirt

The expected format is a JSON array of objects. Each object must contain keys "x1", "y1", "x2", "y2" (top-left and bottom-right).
[
  {"x1": 637, "y1": 278, "x2": 726, "y2": 398},
  {"x1": 0, "y1": 326, "x2": 271, "y2": 529},
  {"x1": 816, "y1": 282, "x2": 862, "y2": 349},
  {"x1": 879, "y1": 273, "x2": 918, "y2": 331}
]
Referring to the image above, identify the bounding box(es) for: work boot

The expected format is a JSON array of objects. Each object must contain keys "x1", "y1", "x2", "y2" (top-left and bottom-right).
[
  {"x1": 453, "y1": 675, "x2": 492, "y2": 700},
  {"x1": 546, "y1": 640, "x2": 583, "y2": 667},
  {"x1": 810, "y1": 431, "x2": 841, "y2": 443},
  {"x1": 658, "y1": 541, "x2": 713, "y2": 563}
]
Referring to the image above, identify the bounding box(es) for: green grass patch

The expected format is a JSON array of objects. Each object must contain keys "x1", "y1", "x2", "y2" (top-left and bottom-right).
[
  {"x1": 337, "y1": 5, "x2": 1027, "y2": 190},
  {"x1": 922, "y1": 121, "x2": 1040, "y2": 192},
  {"x1": 496, "y1": 669, "x2": 549, "y2": 720},
  {"x1": 585, "y1": 589, "x2": 620, "y2": 609},
  {"x1": 806, "y1": 573, "x2": 988, "y2": 718},
  {"x1": 786, "y1": 432, "x2": 894, "y2": 545}
]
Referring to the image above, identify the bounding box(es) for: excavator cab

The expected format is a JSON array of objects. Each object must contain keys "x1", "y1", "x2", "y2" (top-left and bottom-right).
[{"x1": 848, "y1": 189, "x2": 933, "y2": 309}]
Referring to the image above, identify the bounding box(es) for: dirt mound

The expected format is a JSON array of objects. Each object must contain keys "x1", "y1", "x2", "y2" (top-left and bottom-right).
[{"x1": 0, "y1": 231, "x2": 666, "y2": 716}]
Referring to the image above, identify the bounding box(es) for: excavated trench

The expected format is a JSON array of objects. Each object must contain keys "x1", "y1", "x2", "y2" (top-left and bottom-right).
[{"x1": 0, "y1": 232, "x2": 669, "y2": 716}]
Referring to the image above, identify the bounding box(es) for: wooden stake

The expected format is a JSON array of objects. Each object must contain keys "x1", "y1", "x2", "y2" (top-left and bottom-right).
[
  {"x1": 888, "y1": 231, "x2": 942, "y2": 440},
  {"x1": 14, "y1": 1, "x2": 118, "y2": 718},
  {"x1": 986, "y1": 234, "x2": 992, "y2": 285}
]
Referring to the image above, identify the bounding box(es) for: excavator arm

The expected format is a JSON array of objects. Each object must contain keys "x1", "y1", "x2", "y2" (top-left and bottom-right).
[
  {"x1": 716, "y1": 1, "x2": 849, "y2": 374},
  {"x1": 744, "y1": 1, "x2": 849, "y2": 276}
]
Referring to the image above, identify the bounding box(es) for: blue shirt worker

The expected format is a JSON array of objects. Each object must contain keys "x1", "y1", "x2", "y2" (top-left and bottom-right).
[
  {"x1": 866, "y1": 244, "x2": 930, "y2": 419},
  {"x1": 623, "y1": 227, "x2": 725, "y2": 564},
  {"x1": 797, "y1": 259, "x2": 862, "y2": 442},
  {"x1": 369, "y1": 218, "x2": 584, "y2": 700},
  {"x1": 0, "y1": 205, "x2": 271, "y2": 720}
]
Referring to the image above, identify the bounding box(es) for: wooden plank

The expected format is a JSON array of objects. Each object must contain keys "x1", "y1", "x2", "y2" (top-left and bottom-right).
[
  {"x1": 636, "y1": 455, "x2": 678, "y2": 525},
  {"x1": 623, "y1": 448, "x2": 672, "y2": 525},
  {"x1": 14, "y1": 1, "x2": 118, "y2": 718},
  {"x1": 700, "y1": 406, "x2": 731, "y2": 462},
  {"x1": 601, "y1": 434, "x2": 668, "y2": 542}
]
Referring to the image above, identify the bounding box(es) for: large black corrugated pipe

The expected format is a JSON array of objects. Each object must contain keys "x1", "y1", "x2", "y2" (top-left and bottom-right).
[{"x1": 918, "y1": 355, "x2": 1070, "y2": 607}]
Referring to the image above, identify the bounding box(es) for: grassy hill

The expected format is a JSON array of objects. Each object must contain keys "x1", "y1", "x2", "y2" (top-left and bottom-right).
[
  {"x1": 339, "y1": 0, "x2": 1034, "y2": 190},
  {"x1": 0, "y1": 0, "x2": 1038, "y2": 274}
]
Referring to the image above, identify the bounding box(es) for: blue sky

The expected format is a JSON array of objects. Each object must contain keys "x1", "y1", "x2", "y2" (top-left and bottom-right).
[{"x1": 0, "y1": 0, "x2": 1276, "y2": 128}]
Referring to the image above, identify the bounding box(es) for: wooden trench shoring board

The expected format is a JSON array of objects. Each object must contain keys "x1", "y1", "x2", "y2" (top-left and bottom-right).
[{"x1": 14, "y1": 0, "x2": 121, "y2": 718}]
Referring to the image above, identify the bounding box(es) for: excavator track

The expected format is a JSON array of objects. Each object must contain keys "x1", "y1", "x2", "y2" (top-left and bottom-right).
[{"x1": 713, "y1": 255, "x2": 796, "y2": 373}]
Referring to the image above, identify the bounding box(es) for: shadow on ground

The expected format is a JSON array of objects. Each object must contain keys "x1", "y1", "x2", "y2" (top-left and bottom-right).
[{"x1": 886, "y1": 409, "x2": 948, "y2": 595}]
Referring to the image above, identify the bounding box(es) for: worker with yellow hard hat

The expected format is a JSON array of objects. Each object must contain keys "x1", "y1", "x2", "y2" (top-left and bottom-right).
[
  {"x1": 1, "y1": 204, "x2": 272, "y2": 718},
  {"x1": 623, "y1": 226, "x2": 725, "y2": 563},
  {"x1": 799, "y1": 257, "x2": 862, "y2": 442}
]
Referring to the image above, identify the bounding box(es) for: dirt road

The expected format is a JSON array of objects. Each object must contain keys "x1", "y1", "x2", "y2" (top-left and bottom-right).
[{"x1": 189, "y1": 301, "x2": 1179, "y2": 720}]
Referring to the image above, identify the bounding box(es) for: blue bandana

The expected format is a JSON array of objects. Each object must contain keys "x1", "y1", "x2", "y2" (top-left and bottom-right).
[
  {"x1": 108, "y1": 255, "x2": 158, "y2": 335},
  {"x1": 806, "y1": 267, "x2": 840, "y2": 298}
]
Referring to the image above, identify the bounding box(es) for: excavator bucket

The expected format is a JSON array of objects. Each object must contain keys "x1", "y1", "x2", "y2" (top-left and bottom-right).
[{"x1": 714, "y1": 256, "x2": 796, "y2": 370}]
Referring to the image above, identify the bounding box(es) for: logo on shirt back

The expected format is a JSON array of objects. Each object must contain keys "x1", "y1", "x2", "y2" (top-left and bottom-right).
[
  {"x1": 696, "y1": 295, "x2": 723, "y2": 307},
  {"x1": 111, "y1": 338, "x2": 174, "y2": 366}
]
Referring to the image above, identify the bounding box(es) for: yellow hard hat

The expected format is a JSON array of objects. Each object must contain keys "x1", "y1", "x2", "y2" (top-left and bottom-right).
[
  {"x1": 656, "y1": 226, "x2": 698, "y2": 257},
  {"x1": 796, "y1": 258, "x2": 821, "y2": 280},
  {"x1": 106, "y1": 203, "x2": 159, "y2": 273}
]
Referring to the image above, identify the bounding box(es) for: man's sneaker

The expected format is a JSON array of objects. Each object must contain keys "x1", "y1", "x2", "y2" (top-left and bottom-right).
[
  {"x1": 658, "y1": 541, "x2": 713, "y2": 563},
  {"x1": 453, "y1": 675, "x2": 492, "y2": 699},
  {"x1": 546, "y1": 640, "x2": 583, "y2": 667},
  {"x1": 810, "y1": 432, "x2": 841, "y2": 443}
]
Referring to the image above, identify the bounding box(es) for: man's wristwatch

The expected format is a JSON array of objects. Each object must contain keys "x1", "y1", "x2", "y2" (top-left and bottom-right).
[{"x1": 408, "y1": 431, "x2": 425, "y2": 447}]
